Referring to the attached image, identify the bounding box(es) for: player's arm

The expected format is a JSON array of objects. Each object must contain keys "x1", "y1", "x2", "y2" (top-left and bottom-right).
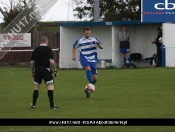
[
  {"x1": 151, "y1": 40, "x2": 156, "y2": 44},
  {"x1": 30, "y1": 50, "x2": 35, "y2": 78},
  {"x1": 72, "y1": 39, "x2": 80, "y2": 61},
  {"x1": 153, "y1": 33, "x2": 161, "y2": 44},
  {"x1": 151, "y1": 37, "x2": 157, "y2": 44},
  {"x1": 30, "y1": 60, "x2": 35, "y2": 78},
  {"x1": 49, "y1": 48, "x2": 58, "y2": 77},
  {"x1": 119, "y1": 32, "x2": 125, "y2": 41},
  {"x1": 126, "y1": 31, "x2": 130, "y2": 41},
  {"x1": 96, "y1": 41, "x2": 103, "y2": 49},
  {"x1": 152, "y1": 37, "x2": 157, "y2": 44},
  {"x1": 50, "y1": 59, "x2": 58, "y2": 77},
  {"x1": 72, "y1": 48, "x2": 76, "y2": 61},
  {"x1": 30, "y1": 61, "x2": 35, "y2": 73},
  {"x1": 95, "y1": 38, "x2": 103, "y2": 49}
]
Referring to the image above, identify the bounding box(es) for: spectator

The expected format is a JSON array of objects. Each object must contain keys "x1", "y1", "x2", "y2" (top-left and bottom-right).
[
  {"x1": 119, "y1": 25, "x2": 132, "y2": 68},
  {"x1": 151, "y1": 27, "x2": 163, "y2": 67}
]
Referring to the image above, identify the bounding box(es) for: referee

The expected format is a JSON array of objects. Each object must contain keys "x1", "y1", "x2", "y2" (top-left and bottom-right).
[{"x1": 30, "y1": 36, "x2": 58, "y2": 109}]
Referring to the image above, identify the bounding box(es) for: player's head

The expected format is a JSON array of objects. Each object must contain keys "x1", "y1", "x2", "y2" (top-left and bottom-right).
[
  {"x1": 40, "y1": 36, "x2": 48, "y2": 45},
  {"x1": 84, "y1": 26, "x2": 91, "y2": 39},
  {"x1": 157, "y1": 27, "x2": 162, "y2": 32},
  {"x1": 122, "y1": 25, "x2": 127, "y2": 32}
]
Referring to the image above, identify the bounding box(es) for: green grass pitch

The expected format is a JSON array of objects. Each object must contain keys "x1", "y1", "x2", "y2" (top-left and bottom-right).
[{"x1": 0, "y1": 66, "x2": 175, "y2": 132}]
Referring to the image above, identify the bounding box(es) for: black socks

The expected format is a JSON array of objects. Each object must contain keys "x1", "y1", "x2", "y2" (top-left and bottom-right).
[
  {"x1": 32, "y1": 90, "x2": 39, "y2": 106},
  {"x1": 48, "y1": 90, "x2": 54, "y2": 107},
  {"x1": 32, "y1": 90, "x2": 55, "y2": 107}
]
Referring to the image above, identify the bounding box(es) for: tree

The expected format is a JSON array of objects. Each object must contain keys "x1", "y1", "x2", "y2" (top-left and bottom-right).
[
  {"x1": 73, "y1": 0, "x2": 141, "y2": 21},
  {"x1": 1, "y1": 0, "x2": 40, "y2": 27}
]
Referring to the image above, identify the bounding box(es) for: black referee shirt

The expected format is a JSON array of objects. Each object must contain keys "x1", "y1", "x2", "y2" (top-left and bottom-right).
[{"x1": 31, "y1": 44, "x2": 54, "y2": 68}]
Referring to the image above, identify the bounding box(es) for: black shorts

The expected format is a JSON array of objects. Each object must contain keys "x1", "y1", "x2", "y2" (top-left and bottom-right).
[
  {"x1": 34, "y1": 66, "x2": 53, "y2": 85},
  {"x1": 120, "y1": 41, "x2": 130, "y2": 48}
]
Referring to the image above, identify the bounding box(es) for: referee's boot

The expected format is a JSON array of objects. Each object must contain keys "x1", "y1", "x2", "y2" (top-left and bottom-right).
[
  {"x1": 50, "y1": 105, "x2": 58, "y2": 109},
  {"x1": 30, "y1": 103, "x2": 36, "y2": 109}
]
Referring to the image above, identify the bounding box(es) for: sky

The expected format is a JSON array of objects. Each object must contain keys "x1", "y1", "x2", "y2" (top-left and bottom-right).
[{"x1": 0, "y1": 0, "x2": 80, "y2": 23}]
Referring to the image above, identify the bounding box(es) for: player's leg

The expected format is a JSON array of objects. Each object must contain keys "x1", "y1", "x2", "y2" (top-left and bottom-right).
[
  {"x1": 85, "y1": 66, "x2": 93, "y2": 83},
  {"x1": 157, "y1": 47, "x2": 161, "y2": 67},
  {"x1": 30, "y1": 84, "x2": 40, "y2": 108},
  {"x1": 47, "y1": 83, "x2": 58, "y2": 109},
  {"x1": 120, "y1": 48, "x2": 127, "y2": 67},
  {"x1": 84, "y1": 66, "x2": 93, "y2": 98},
  {"x1": 92, "y1": 74, "x2": 97, "y2": 85},
  {"x1": 90, "y1": 62, "x2": 98, "y2": 85},
  {"x1": 81, "y1": 60, "x2": 93, "y2": 98},
  {"x1": 43, "y1": 68, "x2": 58, "y2": 109},
  {"x1": 153, "y1": 53, "x2": 160, "y2": 67},
  {"x1": 153, "y1": 54, "x2": 158, "y2": 67},
  {"x1": 126, "y1": 48, "x2": 132, "y2": 67},
  {"x1": 81, "y1": 60, "x2": 93, "y2": 83},
  {"x1": 123, "y1": 53, "x2": 127, "y2": 67},
  {"x1": 84, "y1": 63, "x2": 97, "y2": 98},
  {"x1": 30, "y1": 67, "x2": 42, "y2": 109}
]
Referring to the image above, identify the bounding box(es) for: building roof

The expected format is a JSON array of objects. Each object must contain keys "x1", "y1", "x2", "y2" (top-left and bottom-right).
[{"x1": 60, "y1": 20, "x2": 162, "y2": 27}]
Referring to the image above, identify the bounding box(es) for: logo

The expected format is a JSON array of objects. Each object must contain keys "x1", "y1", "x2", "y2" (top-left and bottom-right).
[
  {"x1": 141, "y1": 0, "x2": 175, "y2": 22},
  {"x1": 155, "y1": 0, "x2": 175, "y2": 10}
]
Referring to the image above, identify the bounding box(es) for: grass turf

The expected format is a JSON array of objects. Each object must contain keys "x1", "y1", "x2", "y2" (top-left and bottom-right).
[{"x1": 0, "y1": 66, "x2": 175, "y2": 132}]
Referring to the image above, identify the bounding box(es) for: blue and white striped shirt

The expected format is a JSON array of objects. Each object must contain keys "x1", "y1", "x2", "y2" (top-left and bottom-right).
[{"x1": 73, "y1": 37, "x2": 102, "y2": 62}]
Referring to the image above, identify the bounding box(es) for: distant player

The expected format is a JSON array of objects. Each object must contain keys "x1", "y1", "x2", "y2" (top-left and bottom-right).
[
  {"x1": 151, "y1": 27, "x2": 162, "y2": 67},
  {"x1": 30, "y1": 36, "x2": 58, "y2": 109},
  {"x1": 72, "y1": 26, "x2": 103, "y2": 98},
  {"x1": 119, "y1": 25, "x2": 132, "y2": 68}
]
